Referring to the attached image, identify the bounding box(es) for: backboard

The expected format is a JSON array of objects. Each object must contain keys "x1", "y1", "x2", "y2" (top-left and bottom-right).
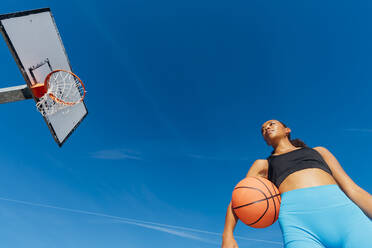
[{"x1": 0, "y1": 8, "x2": 87, "y2": 146}]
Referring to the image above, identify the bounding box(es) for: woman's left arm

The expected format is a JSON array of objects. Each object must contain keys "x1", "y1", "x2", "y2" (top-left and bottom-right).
[{"x1": 314, "y1": 146, "x2": 372, "y2": 219}]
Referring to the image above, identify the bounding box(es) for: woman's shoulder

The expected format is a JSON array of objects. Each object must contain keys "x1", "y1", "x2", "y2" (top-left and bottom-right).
[
  {"x1": 312, "y1": 146, "x2": 330, "y2": 154},
  {"x1": 312, "y1": 146, "x2": 327, "y2": 150},
  {"x1": 252, "y1": 159, "x2": 269, "y2": 167},
  {"x1": 246, "y1": 159, "x2": 268, "y2": 178}
]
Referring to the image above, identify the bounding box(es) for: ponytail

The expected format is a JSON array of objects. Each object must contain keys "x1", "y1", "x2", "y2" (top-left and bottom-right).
[{"x1": 290, "y1": 138, "x2": 308, "y2": 148}]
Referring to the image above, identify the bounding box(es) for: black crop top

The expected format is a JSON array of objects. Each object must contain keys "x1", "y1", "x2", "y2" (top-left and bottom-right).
[{"x1": 267, "y1": 147, "x2": 333, "y2": 188}]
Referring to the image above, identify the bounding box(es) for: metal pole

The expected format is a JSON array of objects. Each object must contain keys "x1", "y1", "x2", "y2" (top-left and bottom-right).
[{"x1": 0, "y1": 84, "x2": 32, "y2": 104}]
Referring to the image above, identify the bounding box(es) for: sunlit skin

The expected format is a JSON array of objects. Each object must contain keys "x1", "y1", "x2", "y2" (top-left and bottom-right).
[
  {"x1": 260, "y1": 120, "x2": 337, "y2": 193},
  {"x1": 221, "y1": 119, "x2": 372, "y2": 248}
]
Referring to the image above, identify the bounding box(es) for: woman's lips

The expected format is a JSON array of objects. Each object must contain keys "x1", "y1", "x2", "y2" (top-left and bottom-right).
[{"x1": 265, "y1": 130, "x2": 274, "y2": 137}]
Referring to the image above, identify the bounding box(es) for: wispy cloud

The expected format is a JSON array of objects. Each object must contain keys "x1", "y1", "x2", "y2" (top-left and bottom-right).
[
  {"x1": 122, "y1": 220, "x2": 283, "y2": 245},
  {"x1": 342, "y1": 128, "x2": 372, "y2": 133},
  {"x1": 91, "y1": 149, "x2": 143, "y2": 160},
  {"x1": 112, "y1": 219, "x2": 218, "y2": 245},
  {"x1": 0, "y1": 196, "x2": 282, "y2": 246}
]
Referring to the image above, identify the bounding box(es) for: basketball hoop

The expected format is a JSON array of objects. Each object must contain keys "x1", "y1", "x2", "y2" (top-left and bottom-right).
[{"x1": 31, "y1": 69, "x2": 86, "y2": 116}]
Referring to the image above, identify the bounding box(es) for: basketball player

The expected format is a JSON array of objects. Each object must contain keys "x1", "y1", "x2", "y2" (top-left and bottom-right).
[{"x1": 221, "y1": 120, "x2": 372, "y2": 248}]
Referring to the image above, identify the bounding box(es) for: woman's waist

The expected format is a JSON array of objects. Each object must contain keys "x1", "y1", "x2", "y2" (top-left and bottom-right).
[{"x1": 278, "y1": 168, "x2": 337, "y2": 193}]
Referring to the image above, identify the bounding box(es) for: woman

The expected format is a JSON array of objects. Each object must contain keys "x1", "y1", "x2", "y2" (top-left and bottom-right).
[{"x1": 221, "y1": 120, "x2": 372, "y2": 248}]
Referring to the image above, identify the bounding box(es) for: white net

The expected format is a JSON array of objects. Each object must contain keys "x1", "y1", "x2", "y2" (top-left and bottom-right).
[{"x1": 36, "y1": 70, "x2": 85, "y2": 116}]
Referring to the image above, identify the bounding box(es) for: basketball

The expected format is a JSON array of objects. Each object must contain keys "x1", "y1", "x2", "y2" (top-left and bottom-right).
[{"x1": 231, "y1": 176, "x2": 281, "y2": 228}]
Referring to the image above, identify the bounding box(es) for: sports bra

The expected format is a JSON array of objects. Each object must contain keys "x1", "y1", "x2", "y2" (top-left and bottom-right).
[{"x1": 266, "y1": 147, "x2": 333, "y2": 188}]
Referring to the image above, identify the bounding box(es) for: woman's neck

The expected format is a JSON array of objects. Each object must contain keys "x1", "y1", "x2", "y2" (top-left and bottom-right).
[{"x1": 272, "y1": 139, "x2": 297, "y2": 154}]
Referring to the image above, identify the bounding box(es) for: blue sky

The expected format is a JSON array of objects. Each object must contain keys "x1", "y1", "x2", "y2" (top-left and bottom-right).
[{"x1": 0, "y1": 0, "x2": 371, "y2": 247}]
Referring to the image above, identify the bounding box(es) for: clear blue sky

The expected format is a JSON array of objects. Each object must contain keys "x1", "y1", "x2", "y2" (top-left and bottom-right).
[{"x1": 0, "y1": 0, "x2": 371, "y2": 247}]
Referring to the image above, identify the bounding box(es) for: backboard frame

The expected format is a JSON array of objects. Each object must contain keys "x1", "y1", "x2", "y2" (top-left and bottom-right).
[{"x1": 0, "y1": 8, "x2": 88, "y2": 147}]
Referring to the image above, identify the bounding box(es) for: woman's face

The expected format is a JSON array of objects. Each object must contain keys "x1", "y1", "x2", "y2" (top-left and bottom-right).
[{"x1": 261, "y1": 120, "x2": 290, "y2": 145}]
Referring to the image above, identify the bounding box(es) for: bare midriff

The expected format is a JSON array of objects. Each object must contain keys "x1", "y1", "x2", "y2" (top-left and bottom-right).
[{"x1": 278, "y1": 168, "x2": 337, "y2": 193}]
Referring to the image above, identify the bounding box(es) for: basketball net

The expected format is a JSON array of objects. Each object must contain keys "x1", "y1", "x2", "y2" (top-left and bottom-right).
[{"x1": 35, "y1": 70, "x2": 86, "y2": 117}]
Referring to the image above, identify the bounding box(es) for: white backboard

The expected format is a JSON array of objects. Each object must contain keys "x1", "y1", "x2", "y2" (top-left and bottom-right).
[{"x1": 0, "y1": 8, "x2": 87, "y2": 146}]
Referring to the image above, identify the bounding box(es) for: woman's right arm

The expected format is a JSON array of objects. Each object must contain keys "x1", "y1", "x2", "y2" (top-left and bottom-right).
[
  {"x1": 221, "y1": 201, "x2": 239, "y2": 248},
  {"x1": 221, "y1": 159, "x2": 268, "y2": 248}
]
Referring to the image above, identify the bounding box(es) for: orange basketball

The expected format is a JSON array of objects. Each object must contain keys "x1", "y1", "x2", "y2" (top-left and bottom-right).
[{"x1": 231, "y1": 176, "x2": 281, "y2": 228}]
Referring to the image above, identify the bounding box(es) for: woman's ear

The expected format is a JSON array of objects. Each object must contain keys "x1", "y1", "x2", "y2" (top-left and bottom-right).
[{"x1": 285, "y1": 127, "x2": 292, "y2": 137}]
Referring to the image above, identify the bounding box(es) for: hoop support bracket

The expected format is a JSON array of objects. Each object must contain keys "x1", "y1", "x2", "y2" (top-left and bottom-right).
[{"x1": 0, "y1": 84, "x2": 32, "y2": 104}]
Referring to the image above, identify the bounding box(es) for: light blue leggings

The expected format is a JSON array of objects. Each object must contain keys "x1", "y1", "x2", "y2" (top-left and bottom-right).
[{"x1": 279, "y1": 184, "x2": 372, "y2": 248}]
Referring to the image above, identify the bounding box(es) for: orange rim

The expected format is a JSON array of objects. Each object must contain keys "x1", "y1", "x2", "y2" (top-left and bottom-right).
[{"x1": 44, "y1": 69, "x2": 86, "y2": 106}]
